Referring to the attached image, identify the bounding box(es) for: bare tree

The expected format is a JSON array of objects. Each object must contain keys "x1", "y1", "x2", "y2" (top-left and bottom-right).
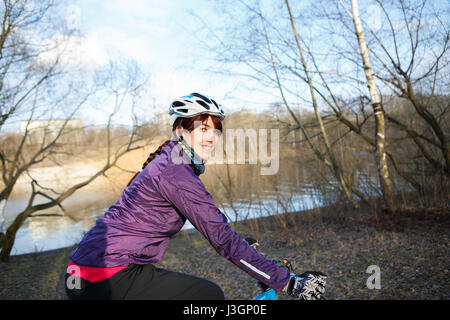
[
  {"x1": 284, "y1": 0, "x2": 361, "y2": 208},
  {"x1": 0, "y1": 1, "x2": 152, "y2": 261},
  {"x1": 189, "y1": 0, "x2": 448, "y2": 212},
  {"x1": 200, "y1": 0, "x2": 366, "y2": 207},
  {"x1": 339, "y1": 0, "x2": 397, "y2": 212},
  {"x1": 367, "y1": 0, "x2": 450, "y2": 179},
  {"x1": 319, "y1": 0, "x2": 449, "y2": 201}
]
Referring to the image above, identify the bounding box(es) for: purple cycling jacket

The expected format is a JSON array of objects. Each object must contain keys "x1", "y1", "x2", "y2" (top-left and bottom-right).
[{"x1": 70, "y1": 140, "x2": 291, "y2": 291}]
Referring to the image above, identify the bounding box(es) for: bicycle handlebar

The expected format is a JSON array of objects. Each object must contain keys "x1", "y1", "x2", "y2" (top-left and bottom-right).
[
  {"x1": 245, "y1": 237, "x2": 294, "y2": 292},
  {"x1": 246, "y1": 236, "x2": 327, "y2": 300}
]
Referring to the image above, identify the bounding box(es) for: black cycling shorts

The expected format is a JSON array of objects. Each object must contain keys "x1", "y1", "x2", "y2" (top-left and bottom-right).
[{"x1": 65, "y1": 263, "x2": 225, "y2": 300}]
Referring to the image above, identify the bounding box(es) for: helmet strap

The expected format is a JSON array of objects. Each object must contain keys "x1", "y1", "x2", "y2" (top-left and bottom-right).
[{"x1": 175, "y1": 123, "x2": 205, "y2": 175}]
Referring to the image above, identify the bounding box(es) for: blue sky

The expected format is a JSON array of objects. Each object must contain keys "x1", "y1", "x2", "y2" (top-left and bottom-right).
[
  {"x1": 6, "y1": 0, "x2": 446, "y2": 130},
  {"x1": 0, "y1": 0, "x2": 282, "y2": 132},
  {"x1": 70, "y1": 0, "x2": 262, "y2": 123}
]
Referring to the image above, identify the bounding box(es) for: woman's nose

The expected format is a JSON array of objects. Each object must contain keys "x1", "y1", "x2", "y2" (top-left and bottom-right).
[
  {"x1": 206, "y1": 133, "x2": 215, "y2": 143},
  {"x1": 205, "y1": 131, "x2": 217, "y2": 143}
]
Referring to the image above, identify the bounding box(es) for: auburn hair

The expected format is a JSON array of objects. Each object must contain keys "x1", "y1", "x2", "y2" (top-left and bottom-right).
[{"x1": 126, "y1": 114, "x2": 223, "y2": 187}]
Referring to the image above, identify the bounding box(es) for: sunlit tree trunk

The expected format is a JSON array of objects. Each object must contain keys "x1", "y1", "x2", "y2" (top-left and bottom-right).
[{"x1": 346, "y1": 0, "x2": 397, "y2": 212}]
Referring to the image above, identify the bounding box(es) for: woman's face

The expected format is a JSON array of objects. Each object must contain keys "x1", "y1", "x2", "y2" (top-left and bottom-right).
[{"x1": 181, "y1": 116, "x2": 221, "y2": 160}]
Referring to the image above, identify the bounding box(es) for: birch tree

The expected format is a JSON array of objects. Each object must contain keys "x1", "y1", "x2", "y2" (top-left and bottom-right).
[
  {"x1": 192, "y1": 0, "x2": 448, "y2": 210},
  {"x1": 339, "y1": 0, "x2": 397, "y2": 212},
  {"x1": 203, "y1": 0, "x2": 365, "y2": 207}
]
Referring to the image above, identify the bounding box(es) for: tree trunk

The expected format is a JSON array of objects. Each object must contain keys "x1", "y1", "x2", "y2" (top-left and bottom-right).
[
  {"x1": 0, "y1": 211, "x2": 28, "y2": 261},
  {"x1": 285, "y1": 0, "x2": 360, "y2": 208},
  {"x1": 350, "y1": 0, "x2": 397, "y2": 212},
  {"x1": 0, "y1": 199, "x2": 7, "y2": 252},
  {"x1": 0, "y1": 199, "x2": 5, "y2": 236}
]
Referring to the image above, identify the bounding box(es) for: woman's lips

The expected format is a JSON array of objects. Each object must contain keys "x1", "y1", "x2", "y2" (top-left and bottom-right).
[{"x1": 201, "y1": 145, "x2": 213, "y2": 152}]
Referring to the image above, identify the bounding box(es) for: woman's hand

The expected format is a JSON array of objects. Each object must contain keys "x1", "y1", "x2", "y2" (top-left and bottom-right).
[{"x1": 284, "y1": 271, "x2": 327, "y2": 300}]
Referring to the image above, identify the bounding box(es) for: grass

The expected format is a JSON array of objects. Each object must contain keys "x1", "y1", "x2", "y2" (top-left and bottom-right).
[{"x1": 0, "y1": 206, "x2": 448, "y2": 300}]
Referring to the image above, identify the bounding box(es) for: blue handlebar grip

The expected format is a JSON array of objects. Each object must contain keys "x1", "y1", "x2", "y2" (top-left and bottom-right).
[{"x1": 252, "y1": 288, "x2": 278, "y2": 300}]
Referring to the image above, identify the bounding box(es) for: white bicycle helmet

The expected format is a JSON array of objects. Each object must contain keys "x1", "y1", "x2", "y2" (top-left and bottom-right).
[{"x1": 168, "y1": 92, "x2": 225, "y2": 126}]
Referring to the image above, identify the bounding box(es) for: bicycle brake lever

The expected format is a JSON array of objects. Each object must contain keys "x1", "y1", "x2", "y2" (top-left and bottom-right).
[{"x1": 276, "y1": 259, "x2": 294, "y2": 273}]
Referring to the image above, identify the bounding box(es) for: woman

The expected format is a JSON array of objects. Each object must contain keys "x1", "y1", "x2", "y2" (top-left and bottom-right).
[{"x1": 65, "y1": 92, "x2": 326, "y2": 300}]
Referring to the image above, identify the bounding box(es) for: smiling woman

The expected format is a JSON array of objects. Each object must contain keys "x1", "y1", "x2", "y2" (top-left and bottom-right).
[
  {"x1": 63, "y1": 92, "x2": 318, "y2": 300},
  {"x1": 175, "y1": 114, "x2": 223, "y2": 160}
]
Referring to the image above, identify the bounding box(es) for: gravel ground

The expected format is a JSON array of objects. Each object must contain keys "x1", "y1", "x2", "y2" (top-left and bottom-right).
[{"x1": 0, "y1": 207, "x2": 448, "y2": 300}]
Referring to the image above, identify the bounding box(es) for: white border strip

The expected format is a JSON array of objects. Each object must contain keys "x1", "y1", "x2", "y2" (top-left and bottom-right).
[{"x1": 239, "y1": 259, "x2": 271, "y2": 280}]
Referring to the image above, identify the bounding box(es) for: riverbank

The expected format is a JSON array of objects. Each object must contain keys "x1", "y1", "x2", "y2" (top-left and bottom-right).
[{"x1": 0, "y1": 206, "x2": 448, "y2": 300}]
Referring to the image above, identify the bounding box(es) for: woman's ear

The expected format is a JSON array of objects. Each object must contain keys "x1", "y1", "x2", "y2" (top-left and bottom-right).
[{"x1": 176, "y1": 125, "x2": 184, "y2": 140}]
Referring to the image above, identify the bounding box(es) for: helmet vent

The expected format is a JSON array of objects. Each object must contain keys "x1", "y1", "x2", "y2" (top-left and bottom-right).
[
  {"x1": 177, "y1": 108, "x2": 188, "y2": 113},
  {"x1": 172, "y1": 101, "x2": 185, "y2": 107},
  {"x1": 191, "y1": 92, "x2": 212, "y2": 104},
  {"x1": 196, "y1": 100, "x2": 210, "y2": 110}
]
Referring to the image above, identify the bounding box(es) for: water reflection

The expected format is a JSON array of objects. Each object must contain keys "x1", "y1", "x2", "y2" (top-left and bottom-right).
[
  {"x1": 13, "y1": 217, "x2": 92, "y2": 255},
  {"x1": 4, "y1": 192, "x2": 113, "y2": 256}
]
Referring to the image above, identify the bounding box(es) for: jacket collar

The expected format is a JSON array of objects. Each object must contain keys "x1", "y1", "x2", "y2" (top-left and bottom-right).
[{"x1": 172, "y1": 138, "x2": 205, "y2": 176}]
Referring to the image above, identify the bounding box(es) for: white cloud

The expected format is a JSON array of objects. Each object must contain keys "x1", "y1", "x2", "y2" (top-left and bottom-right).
[
  {"x1": 67, "y1": 0, "x2": 274, "y2": 123},
  {"x1": 101, "y1": 0, "x2": 175, "y2": 19},
  {"x1": 91, "y1": 27, "x2": 158, "y2": 64},
  {"x1": 36, "y1": 34, "x2": 109, "y2": 71}
]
